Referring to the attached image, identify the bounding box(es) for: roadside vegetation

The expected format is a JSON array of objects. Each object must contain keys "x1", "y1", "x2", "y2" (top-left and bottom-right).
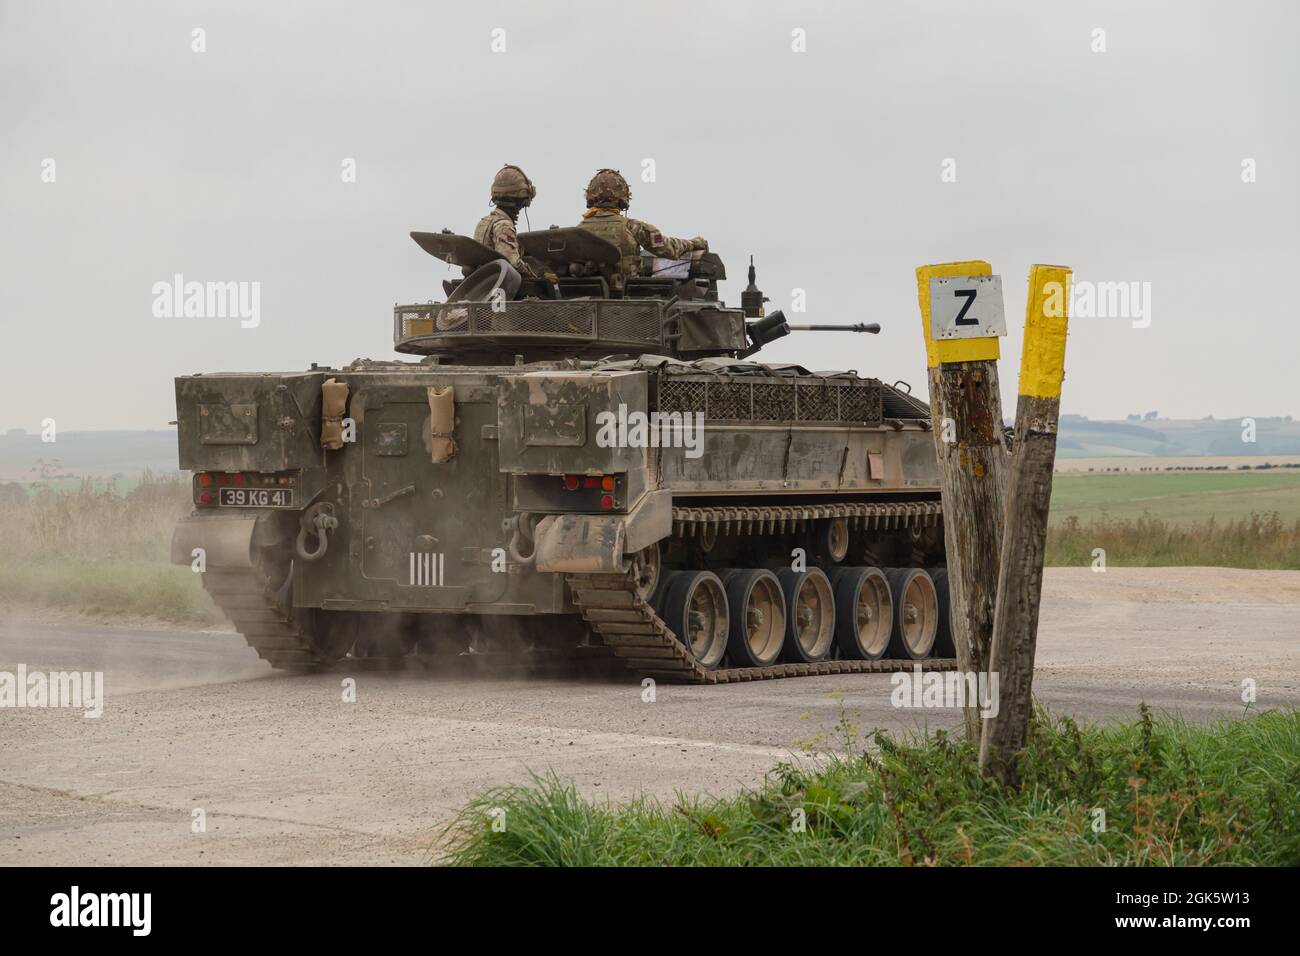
[
  {"x1": 441, "y1": 706, "x2": 1300, "y2": 866},
  {"x1": 1, "y1": 470, "x2": 1298, "y2": 624},
  {"x1": 0, "y1": 473, "x2": 221, "y2": 625},
  {"x1": 1047, "y1": 512, "x2": 1300, "y2": 570}
]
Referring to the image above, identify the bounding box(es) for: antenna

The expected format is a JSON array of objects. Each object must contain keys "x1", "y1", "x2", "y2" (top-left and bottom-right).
[{"x1": 742, "y1": 255, "x2": 769, "y2": 318}]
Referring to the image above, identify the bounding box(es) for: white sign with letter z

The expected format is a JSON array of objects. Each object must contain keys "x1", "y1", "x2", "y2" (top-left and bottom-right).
[{"x1": 929, "y1": 275, "x2": 1007, "y2": 340}]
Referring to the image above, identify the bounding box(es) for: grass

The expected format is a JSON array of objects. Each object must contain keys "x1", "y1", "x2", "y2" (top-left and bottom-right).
[
  {"x1": 1046, "y1": 512, "x2": 1300, "y2": 570},
  {"x1": 1, "y1": 470, "x2": 1299, "y2": 625},
  {"x1": 0, "y1": 557, "x2": 221, "y2": 625},
  {"x1": 440, "y1": 706, "x2": 1300, "y2": 866},
  {"x1": 1049, "y1": 470, "x2": 1300, "y2": 525},
  {"x1": 0, "y1": 473, "x2": 222, "y2": 625}
]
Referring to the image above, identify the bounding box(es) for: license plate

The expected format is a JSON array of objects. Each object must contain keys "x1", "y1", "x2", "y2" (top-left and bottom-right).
[{"x1": 219, "y1": 487, "x2": 295, "y2": 508}]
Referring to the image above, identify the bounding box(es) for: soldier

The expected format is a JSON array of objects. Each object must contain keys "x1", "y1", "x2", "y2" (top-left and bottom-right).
[
  {"x1": 576, "y1": 169, "x2": 708, "y2": 277},
  {"x1": 475, "y1": 164, "x2": 537, "y2": 276}
]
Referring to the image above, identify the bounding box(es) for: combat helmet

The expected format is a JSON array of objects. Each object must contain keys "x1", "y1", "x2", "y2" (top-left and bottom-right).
[
  {"x1": 585, "y1": 168, "x2": 630, "y2": 209},
  {"x1": 490, "y1": 164, "x2": 536, "y2": 205}
]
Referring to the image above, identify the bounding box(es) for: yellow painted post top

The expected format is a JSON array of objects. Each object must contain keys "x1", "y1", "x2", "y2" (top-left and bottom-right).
[
  {"x1": 915, "y1": 261, "x2": 999, "y2": 367},
  {"x1": 1019, "y1": 264, "x2": 1073, "y2": 398}
]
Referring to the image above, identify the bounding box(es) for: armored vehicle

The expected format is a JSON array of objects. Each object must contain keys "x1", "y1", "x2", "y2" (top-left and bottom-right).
[{"x1": 171, "y1": 228, "x2": 955, "y2": 683}]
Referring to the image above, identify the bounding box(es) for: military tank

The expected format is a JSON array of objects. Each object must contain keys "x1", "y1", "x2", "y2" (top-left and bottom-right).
[{"x1": 170, "y1": 227, "x2": 956, "y2": 683}]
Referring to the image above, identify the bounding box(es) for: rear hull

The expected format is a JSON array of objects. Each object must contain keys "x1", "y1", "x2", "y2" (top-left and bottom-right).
[{"x1": 173, "y1": 361, "x2": 954, "y2": 679}]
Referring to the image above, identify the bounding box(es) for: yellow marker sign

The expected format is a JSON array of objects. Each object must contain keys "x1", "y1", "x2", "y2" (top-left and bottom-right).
[
  {"x1": 1018, "y1": 264, "x2": 1073, "y2": 398},
  {"x1": 915, "y1": 261, "x2": 999, "y2": 367}
]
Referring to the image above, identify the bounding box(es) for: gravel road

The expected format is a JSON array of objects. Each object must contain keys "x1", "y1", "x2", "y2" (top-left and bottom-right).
[{"x1": 1, "y1": 567, "x2": 1296, "y2": 865}]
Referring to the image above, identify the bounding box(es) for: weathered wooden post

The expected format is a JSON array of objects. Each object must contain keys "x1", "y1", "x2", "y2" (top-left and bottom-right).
[
  {"x1": 979, "y1": 264, "x2": 1073, "y2": 783},
  {"x1": 915, "y1": 261, "x2": 1010, "y2": 741}
]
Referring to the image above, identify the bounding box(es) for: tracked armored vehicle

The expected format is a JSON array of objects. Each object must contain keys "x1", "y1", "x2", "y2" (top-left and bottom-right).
[{"x1": 171, "y1": 228, "x2": 955, "y2": 683}]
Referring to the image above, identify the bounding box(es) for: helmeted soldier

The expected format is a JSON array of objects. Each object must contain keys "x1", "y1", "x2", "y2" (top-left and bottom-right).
[
  {"x1": 576, "y1": 169, "x2": 708, "y2": 277},
  {"x1": 474, "y1": 164, "x2": 537, "y2": 276}
]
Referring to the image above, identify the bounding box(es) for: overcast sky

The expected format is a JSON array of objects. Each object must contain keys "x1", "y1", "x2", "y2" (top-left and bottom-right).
[{"x1": 2, "y1": 0, "x2": 1296, "y2": 431}]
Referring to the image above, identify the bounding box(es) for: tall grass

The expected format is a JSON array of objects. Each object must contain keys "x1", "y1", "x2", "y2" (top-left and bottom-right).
[
  {"x1": 4, "y1": 471, "x2": 187, "y2": 560},
  {"x1": 0, "y1": 473, "x2": 220, "y2": 624},
  {"x1": 1, "y1": 479, "x2": 1297, "y2": 625},
  {"x1": 1047, "y1": 512, "x2": 1300, "y2": 570},
  {"x1": 441, "y1": 707, "x2": 1300, "y2": 866}
]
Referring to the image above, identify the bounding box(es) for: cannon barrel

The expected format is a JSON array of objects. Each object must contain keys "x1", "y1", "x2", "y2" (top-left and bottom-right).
[
  {"x1": 741, "y1": 310, "x2": 880, "y2": 357},
  {"x1": 786, "y1": 322, "x2": 881, "y2": 334}
]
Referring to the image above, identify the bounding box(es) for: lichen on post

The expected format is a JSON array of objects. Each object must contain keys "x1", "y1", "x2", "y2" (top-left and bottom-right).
[
  {"x1": 979, "y1": 264, "x2": 1073, "y2": 784},
  {"x1": 915, "y1": 260, "x2": 1010, "y2": 741}
]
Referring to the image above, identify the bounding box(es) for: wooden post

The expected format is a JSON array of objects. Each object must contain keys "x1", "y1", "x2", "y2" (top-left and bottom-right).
[
  {"x1": 915, "y1": 261, "x2": 1010, "y2": 741},
  {"x1": 979, "y1": 264, "x2": 1073, "y2": 784}
]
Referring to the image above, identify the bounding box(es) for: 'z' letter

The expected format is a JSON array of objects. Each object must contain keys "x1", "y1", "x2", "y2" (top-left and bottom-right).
[{"x1": 953, "y1": 289, "x2": 978, "y2": 326}]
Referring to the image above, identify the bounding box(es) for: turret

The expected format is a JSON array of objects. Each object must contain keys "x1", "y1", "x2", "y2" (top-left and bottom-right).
[{"x1": 395, "y1": 231, "x2": 878, "y2": 365}]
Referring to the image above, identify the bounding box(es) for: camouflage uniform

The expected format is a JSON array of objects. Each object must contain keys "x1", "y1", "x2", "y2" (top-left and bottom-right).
[
  {"x1": 476, "y1": 164, "x2": 537, "y2": 276},
  {"x1": 576, "y1": 169, "x2": 707, "y2": 277},
  {"x1": 577, "y1": 208, "x2": 707, "y2": 277},
  {"x1": 474, "y1": 207, "x2": 528, "y2": 274}
]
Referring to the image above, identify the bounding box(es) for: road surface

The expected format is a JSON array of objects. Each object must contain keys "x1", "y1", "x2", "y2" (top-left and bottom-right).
[{"x1": 1, "y1": 567, "x2": 1296, "y2": 865}]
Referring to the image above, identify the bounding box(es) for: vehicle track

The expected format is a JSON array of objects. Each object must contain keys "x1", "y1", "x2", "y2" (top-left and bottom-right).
[{"x1": 201, "y1": 500, "x2": 955, "y2": 679}]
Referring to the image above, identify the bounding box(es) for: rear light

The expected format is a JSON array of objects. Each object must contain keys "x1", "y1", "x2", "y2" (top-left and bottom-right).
[
  {"x1": 601, "y1": 476, "x2": 615, "y2": 492},
  {"x1": 600, "y1": 494, "x2": 614, "y2": 510},
  {"x1": 563, "y1": 475, "x2": 580, "y2": 491},
  {"x1": 197, "y1": 473, "x2": 212, "y2": 487},
  {"x1": 198, "y1": 491, "x2": 213, "y2": 507},
  {"x1": 232, "y1": 473, "x2": 246, "y2": 487}
]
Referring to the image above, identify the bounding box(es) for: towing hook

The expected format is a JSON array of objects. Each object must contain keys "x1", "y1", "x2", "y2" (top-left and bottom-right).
[
  {"x1": 296, "y1": 503, "x2": 338, "y2": 562},
  {"x1": 504, "y1": 513, "x2": 537, "y2": 567}
]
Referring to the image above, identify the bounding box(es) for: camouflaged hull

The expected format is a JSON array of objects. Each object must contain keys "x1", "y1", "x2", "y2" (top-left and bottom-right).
[{"x1": 171, "y1": 239, "x2": 954, "y2": 680}]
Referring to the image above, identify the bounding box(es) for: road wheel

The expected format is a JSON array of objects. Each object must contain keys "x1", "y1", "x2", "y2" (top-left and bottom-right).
[
  {"x1": 814, "y1": 517, "x2": 850, "y2": 564},
  {"x1": 629, "y1": 542, "x2": 661, "y2": 602},
  {"x1": 885, "y1": 568, "x2": 938, "y2": 659},
  {"x1": 829, "y1": 566, "x2": 893, "y2": 660},
  {"x1": 930, "y1": 568, "x2": 955, "y2": 658},
  {"x1": 660, "y1": 570, "x2": 729, "y2": 670},
  {"x1": 776, "y1": 567, "x2": 835, "y2": 663},
  {"x1": 721, "y1": 569, "x2": 786, "y2": 668}
]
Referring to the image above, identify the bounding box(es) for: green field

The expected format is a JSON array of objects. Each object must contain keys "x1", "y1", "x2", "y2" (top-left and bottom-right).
[
  {"x1": 7, "y1": 475, "x2": 151, "y2": 495},
  {"x1": 2, "y1": 469, "x2": 1298, "y2": 626},
  {"x1": 1049, "y1": 470, "x2": 1300, "y2": 526}
]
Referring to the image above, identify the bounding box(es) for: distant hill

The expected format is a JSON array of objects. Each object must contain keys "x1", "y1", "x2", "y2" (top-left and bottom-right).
[
  {"x1": 1057, "y1": 415, "x2": 1300, "y2": 458},
  {"x1": 2, "y1": 416, "x2": 1298, "y2": 480},
  {"x1": 0, "y1": 429, "x2": 179, "y2": 481}
]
